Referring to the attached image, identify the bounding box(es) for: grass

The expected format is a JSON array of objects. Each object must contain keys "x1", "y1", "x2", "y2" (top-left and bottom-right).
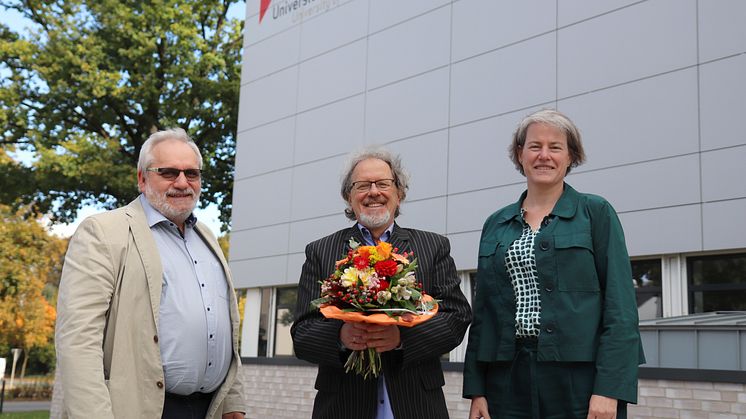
[{"x1": 0, "y1": 412, "x2": 50, "y2": 419}]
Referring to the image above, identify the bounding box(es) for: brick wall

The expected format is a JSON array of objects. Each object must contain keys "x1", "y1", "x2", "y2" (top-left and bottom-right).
[
  {"x1": 629, "y1": 379, "x2": 746, "y2": 419},
  {"x1": 239, "y1": 365, "x2": 746, "y2": 419},
  {"x1": 49, "y1": 365, "x2": 746, "y2": 418},
  {"x1": 240, "y1": 364, "x2": 470, "y2": 418}
]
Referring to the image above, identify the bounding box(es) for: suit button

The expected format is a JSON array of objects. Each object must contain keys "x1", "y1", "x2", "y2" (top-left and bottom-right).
[
  {"x1": 546, "y1": 326, "x2": 554, "y2": 334},
  {"x1": 540, "y1": 240, "x2": 549, "y2": 251},
  {"x1": 153, "y1": 335, "x2": 159, "y2": 343},
  {"x1": 156, "y1": 381, "x2": 164, "y2": 389},
  {"x1": 545, "y1": 286, "x2": 553, "y2": 292}
]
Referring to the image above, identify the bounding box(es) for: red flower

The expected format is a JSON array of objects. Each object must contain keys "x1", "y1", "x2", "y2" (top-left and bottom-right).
[
  {"x1": 376, "y1": 279, "x2": 390, "y2": 292},
  {"x1": 354, "y1": 256, "x2": 369, "y2": 270},
  {"x1": 374, "y1": 260, "x2": 398, "y2": 277}
]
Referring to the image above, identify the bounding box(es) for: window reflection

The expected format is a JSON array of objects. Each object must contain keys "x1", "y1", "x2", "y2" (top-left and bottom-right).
[
  {"x1": 632, "y1": 259, "x2": 663, "y2": 320},
  {"x1": 274, "y1": 287, "x2": 297, "y2": 356},
  {"x1": 257, "y1": 288, "x2": 271, "y2": 357}
]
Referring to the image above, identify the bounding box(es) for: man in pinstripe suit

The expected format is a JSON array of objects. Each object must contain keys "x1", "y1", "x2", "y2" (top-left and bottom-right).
[{"x1": 291, "y1": 147, "x2": 472, "y2": 419}]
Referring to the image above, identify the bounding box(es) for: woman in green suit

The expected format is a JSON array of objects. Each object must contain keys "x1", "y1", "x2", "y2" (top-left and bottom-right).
[{"x1": 463, "y1": 109, "x2": 644, "y2": 419}]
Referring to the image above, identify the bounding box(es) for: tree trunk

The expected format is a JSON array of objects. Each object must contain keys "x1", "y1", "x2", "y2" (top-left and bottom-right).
[{"x1": 20, "y1": 349, "x2": 29, "y2": 380}]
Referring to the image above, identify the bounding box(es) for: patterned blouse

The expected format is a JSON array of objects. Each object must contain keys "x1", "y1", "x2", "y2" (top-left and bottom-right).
[{"x1": 505, "y1": 209, "x2": 552, "y2": 337}]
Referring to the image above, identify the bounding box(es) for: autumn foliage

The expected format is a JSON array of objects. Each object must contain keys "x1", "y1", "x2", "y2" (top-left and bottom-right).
[{"x1": 0, "y1": 204, "x2": 66, "y2": 371}]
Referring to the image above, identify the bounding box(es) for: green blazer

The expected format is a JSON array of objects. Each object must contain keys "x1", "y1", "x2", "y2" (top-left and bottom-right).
[{"x1": 463, "y1": 183, "x2": 644, "y2": 404}]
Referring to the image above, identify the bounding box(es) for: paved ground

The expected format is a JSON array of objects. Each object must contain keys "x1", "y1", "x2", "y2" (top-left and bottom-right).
[{"x1": 0, "y1": 400, "x2": 50, "y2": 413}]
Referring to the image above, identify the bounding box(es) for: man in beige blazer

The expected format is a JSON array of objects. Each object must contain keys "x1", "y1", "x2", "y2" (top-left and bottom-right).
[{"x1": 54, "y1": 128, "x2": 246, "y2": 419}]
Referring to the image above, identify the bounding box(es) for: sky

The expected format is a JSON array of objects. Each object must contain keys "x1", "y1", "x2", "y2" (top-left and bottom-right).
[{"x1": 1, "y1": 2, "x2": 247, "y2": 238}]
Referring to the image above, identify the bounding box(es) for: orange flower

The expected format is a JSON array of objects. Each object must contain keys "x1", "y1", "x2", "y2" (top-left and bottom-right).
[
  {"x1": 392, "y1": 252, "x2": 410, "y2": 264},
  {"x1": 375, "y1": 241, "x2": 392, "y2": 260},
  {"x1": 357, "y1": 246, "x2": 373, "y2": 261},
  {"x1": 335, "y1": 256, "x2": 350, "y2": 268}
]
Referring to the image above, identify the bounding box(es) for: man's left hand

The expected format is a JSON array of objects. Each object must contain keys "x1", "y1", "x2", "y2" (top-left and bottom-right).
[
  {"x1": 361, "y1": 323, "x2": 400, "y2": 352},
  {"x1": 587, "y1": 394, "x2": 617, "y2": 419},
  {"x1": 222, "y1": 412, "x2": 245, "y2": 419}
]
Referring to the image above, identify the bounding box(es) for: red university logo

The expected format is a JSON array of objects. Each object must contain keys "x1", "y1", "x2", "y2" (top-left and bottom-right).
[{"x1": 260, "y1": 0, "x2": 272, "y2": 22}]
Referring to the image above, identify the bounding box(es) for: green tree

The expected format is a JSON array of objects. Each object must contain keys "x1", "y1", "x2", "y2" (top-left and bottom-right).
[
  {"x1": 0, "y1": 204, "x2": 67, "y2": 376},
  {"x1": 0, "y1": 0, "x2": 243, "y2": 230},
  {"x1": 218, "y1": 232, "x2": 230, "y2": 259}
]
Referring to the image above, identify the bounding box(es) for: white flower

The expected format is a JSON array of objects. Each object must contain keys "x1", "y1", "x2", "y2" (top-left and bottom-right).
[
  {"x1": 397, "y1": 273, "x2": 415, "y2": 287},
  {"x1": 390, "y1": 285, "x2": 400, "y2": 300},
  {"x1": 376, "y1": 290, "x2": 392, "y2": 305},
  {"x1": 398, "y1": 286, "x2": 413, "y2": 300}
]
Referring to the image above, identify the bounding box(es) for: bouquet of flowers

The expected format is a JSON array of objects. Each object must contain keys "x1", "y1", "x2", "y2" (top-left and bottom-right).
[{"x1": 311, "y1": 238, "x2": 438, "y2": 379}]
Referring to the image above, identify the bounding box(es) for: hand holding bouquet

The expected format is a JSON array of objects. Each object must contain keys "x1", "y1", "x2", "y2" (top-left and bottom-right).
[{"x1": 311, "y1": 238, "x2": 438, "y2": 379}]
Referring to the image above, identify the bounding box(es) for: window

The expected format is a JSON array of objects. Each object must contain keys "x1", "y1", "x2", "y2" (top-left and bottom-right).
[
  {"x1": 252, "y1": 286, "x2": 297, "y2": 357},
  {"x1": 257, "y1": 288, "x2": 271, "y2": 357},
  {"x1": 632, "y1": 259, "x2": 663, "y2": 320},
  {"x1": 273, "y1": 287, "x2": 297, "y2": 356},
  {"x1": 469, "y1": 272, "x2": 478, "y2": 304},
  {"x1": 688, "y1": 252, "x2": 746, "y2": 313}
]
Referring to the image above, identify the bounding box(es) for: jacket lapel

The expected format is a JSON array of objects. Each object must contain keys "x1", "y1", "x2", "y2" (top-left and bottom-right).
[
  {"x1": 388, "y1": 223, "x2": 411, "y2": 254},
  {"x1": 124, "y1": 198, "x2": 163, "y2": 329},
  {"x1": 346, "y1": 224, "x2": 366, "y2": 251}
]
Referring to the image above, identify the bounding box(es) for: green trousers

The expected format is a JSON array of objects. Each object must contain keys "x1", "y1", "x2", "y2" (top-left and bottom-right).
[{"x1": 484, "y1": 339, "x2": 627, "y2": 419}]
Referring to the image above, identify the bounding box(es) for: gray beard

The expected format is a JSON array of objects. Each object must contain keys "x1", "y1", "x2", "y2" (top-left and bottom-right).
[
  {"x1": 358, "y1": 209, "x2": 392, "y2": 230},
  {"x1": 144, "y1": 183, "x2": 199, "y2": 225}
]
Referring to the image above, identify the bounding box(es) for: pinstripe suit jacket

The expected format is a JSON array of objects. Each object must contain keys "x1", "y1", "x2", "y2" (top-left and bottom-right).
[{"x1": 291, "y1": 223, "x2": 472, "y2": 419}]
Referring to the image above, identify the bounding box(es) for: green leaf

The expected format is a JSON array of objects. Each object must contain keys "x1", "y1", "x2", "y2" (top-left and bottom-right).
[
  {"x1": 0, "y1": 0, "x2": 243, "y2": 231},
  {"x1": 310, "y1": 296, "x2": 330, "y2": 309}
]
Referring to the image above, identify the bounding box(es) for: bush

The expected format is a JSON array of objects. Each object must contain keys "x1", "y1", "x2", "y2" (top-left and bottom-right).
[
  {"x1": 2, "y1": 376, "x2": 53, "y2": 400},
  {"x1": 24, "y1": 345, "x2": 56, "y2": 375}
]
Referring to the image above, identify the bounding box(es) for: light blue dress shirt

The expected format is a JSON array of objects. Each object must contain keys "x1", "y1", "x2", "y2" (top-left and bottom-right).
[
  {"x1": 140, "y1": 195, "x2": 232, "y2": 395},
  {"x1": 357, "y1": 223, "x2": 395, "y2": 419}
]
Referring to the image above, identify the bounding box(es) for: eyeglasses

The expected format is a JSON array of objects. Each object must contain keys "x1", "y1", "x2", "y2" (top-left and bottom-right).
[
  {"x1": 145, "y1": 167, "x2": 201, "y2": 181},
  {"x1": 351, "y1": 178, "x2": 395, "y2": 193}
]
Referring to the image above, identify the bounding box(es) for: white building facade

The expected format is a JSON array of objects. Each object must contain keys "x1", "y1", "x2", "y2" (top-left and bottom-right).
[{"x1": 231, "y1": 1, "x2": 746, "y2": 417}]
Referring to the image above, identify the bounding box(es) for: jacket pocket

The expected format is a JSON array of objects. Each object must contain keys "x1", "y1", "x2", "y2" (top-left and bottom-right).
[
  {"x1": 314, "y1": 368, "x2": 341, "y2": 393},
  {"x1": 554, "y1": 232, "x2": 600, "y2": 292},
  {"x1": 476, "y1": 239, "x2": 501, "y2": 294},
  {"x1": 478, "y1": 239, "x2": 499, "y2": 258},
  {"x1": 418, "y1": 362, "x2": 446, "y2": 390}
]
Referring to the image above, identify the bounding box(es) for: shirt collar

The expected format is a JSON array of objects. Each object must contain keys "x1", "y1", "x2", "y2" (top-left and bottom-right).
[
  {"x1": 139, "y1": 194, "x2": 197, "y2": 229},
  {"x1": 357, "y1": 222, "x2": 394, "y2": 246},
  {"x1": 497, "y1": 182, "x2": 579, "y2": 224}
]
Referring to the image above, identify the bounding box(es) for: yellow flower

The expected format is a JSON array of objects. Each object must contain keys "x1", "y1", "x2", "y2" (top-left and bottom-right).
[
  {"x1": 340, "y1": 266, "x2": 376, "y2": 288},
  {"x1": 340, "y1": 267, "x2": 359, "y2": 288},
  {"x1": 358, "y1": 267, "x2": 375, "y2": 285}
]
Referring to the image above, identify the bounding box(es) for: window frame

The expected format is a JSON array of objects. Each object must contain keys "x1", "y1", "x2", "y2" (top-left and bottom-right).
[
  {"x1": 686, "y1": 251, "x2": 746, "y2": 313},
  {"x1": 631, "y1": 257, "x2": 664, "y2": 320}
]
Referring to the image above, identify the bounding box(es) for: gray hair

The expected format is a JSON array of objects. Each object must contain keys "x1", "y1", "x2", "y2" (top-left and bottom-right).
[
  {"x1": 137, "y1": 128, "x2": 203, "y2": 174},
  {"x1": 509, "y1": 109, "x2": 586, "y2": 175},
  {"x1": 340, "y1": 146, "x2": 410, "y2": 221}
]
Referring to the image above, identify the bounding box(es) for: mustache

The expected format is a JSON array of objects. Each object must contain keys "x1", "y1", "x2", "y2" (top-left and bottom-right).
[{"x1": 166, "y1": 189, "x2": 195, "y2": 197}]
